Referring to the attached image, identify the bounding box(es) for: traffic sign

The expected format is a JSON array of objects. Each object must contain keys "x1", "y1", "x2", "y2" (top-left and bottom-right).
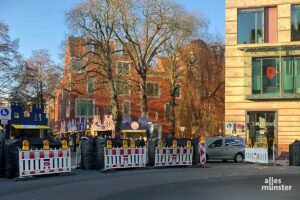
[
  {"x1": 1, "y1": 120, "x2": 8, "y2": 125},
  {"x1": 0, "y1": 107, "x2": 11, "y2": 120},
  {"x1": 226, "y1": 123, "x2": 233, "y2": 129}
]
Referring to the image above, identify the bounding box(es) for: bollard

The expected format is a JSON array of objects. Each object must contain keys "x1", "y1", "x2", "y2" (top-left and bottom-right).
[{"x1": 199, "y1": 136, "x2": 206, "y2": 165}]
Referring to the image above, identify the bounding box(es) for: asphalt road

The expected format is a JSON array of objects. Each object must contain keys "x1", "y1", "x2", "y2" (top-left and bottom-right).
[{"x1": 0, "y1": 162, "x2": 299, "y2": 200}]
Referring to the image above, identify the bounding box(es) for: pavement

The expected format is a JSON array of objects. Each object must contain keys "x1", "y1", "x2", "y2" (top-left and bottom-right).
[{"x1": 0, "y1": 162, "x2": 299, "y2": 200}]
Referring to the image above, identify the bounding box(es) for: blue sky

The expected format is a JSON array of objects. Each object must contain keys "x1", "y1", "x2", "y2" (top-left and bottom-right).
[{"x1": 0, "y1": 0, "x2": 225, "y2": 64}]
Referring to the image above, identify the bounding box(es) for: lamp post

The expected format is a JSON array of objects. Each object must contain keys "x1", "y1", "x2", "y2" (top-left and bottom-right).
[{"x1": 180, "y1": 126, "x2": 185, "y2": 138}]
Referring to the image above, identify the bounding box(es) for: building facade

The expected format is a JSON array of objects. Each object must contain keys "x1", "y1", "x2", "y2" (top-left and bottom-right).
[
  {"x1": 54, "y1": 37, "x2": 184, "y2": 138},
  {"x1": 225, "y1": 0, "x2": 300, "y2": 157}
]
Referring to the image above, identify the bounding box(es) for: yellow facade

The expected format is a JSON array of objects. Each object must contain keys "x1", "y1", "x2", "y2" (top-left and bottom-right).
[{"x1": 225, "y1": 0, "x2": 300, "y2": 156}]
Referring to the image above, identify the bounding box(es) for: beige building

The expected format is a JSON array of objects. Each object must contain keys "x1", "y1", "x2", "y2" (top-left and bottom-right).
[{"x1": 225, "y1": 0, "x2": 300, "y2": 157}]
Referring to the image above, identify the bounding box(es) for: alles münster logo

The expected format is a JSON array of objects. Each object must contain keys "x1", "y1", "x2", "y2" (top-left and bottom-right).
[{"x1": 261, "y1": 177, "x2": 292, "y2": 191}]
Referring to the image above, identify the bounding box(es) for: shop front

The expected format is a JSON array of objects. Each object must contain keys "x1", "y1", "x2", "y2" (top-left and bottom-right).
[
  {"x1": 10, "y1": 124, "x2": 50, "y2": 139},
  {"x1": 246, "y1": 111, "x2": 277, "y2": 159}
]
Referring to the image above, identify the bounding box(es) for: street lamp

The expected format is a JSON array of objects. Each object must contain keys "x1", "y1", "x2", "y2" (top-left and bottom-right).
[{"x1": 180, "y1": 126, "x2": 185, "y2": 138}]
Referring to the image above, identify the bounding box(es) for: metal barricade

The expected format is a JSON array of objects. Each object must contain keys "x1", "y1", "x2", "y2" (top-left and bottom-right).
[
  {"x1": 245, "y1": 147, "x2": 268, "y2": 164},
  {"x1": 155, "y1": 147, "x2": 193, "y2": 167},
  {"x1": 104, "y1": 147, "x2": 147, "y2": 170},
  {"x1": 19, "y1": 149, "x2": 71, "y2": 178}
]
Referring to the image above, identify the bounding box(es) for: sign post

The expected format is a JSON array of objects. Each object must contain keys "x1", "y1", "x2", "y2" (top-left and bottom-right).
[
  {"x1": 0, "y1": 107, "x2": 11, "y2": 137},
  {"x1": 0, "y1": 107, "x2": 11, "y2": 120}
]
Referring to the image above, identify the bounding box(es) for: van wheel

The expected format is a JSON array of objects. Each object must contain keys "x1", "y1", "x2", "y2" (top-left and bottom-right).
[{"x1": 234, "y1": 153, "x2": 243, "y2": 163}]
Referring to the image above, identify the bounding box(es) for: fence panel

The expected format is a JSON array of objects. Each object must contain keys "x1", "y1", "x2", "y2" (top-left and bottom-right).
[
  {"x1": 19, "y1": 149, "x2": 71, "y2": 178},
  {"x1": 155, "y1": 147, "x2": 193, "y2": 167}
]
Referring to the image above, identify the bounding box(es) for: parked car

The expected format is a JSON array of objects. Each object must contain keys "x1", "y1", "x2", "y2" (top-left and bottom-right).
[{"x1": 205, "y1": 136, "x2": 245, "y2": 163}]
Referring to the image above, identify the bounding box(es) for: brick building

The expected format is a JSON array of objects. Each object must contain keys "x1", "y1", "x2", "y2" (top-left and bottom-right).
[
  {"x1": 225, "y1": 0, "x2": 300, "y2": 157},
  {"x1": 54, "y1": 37, "x2": 183, "y2": 138}
]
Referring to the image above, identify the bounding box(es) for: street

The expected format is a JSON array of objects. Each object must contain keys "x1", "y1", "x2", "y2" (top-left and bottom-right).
[{"x1": 0, "y1": 162, "x2": 299, "y2": 200}]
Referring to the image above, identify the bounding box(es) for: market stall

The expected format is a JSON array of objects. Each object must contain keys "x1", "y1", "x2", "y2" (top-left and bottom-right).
[
  {"x1": 91, "y1": 115, "x2": 114, "y2": 138},
  {"x1": 120, "y1": 116, "x2": 149, "y2": 140}
]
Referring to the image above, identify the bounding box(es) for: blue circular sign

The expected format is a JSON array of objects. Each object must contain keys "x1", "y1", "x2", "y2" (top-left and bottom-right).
[
  {"x1": 226, "y1": 123, "x2": 233, "y2": 129},
  {"x1": 0, "y1": 108, "x2": 9, "y2": 117}
]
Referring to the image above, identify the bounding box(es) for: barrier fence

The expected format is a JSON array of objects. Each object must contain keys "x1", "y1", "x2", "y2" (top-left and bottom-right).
[
  {"x1": 155, "y1": 147, "x2": 193, "y2": 167},
  {"x1": 19, "y1": 149, "x2": 71, "y2": 178},
  {"x1": 104, "y1": 147, "x2": 147, "y2": 170},
  {"x1": 245, "y1": 147, "x2": 268, "y2": 164}
]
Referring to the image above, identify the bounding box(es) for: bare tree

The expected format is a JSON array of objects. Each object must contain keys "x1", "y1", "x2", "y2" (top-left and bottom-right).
[
  {"x1": 0, "y1": 22, "x2": 22, "y2": 101},
  {"x1": 10, "y1": 49, "x2": 62, "y2": 107},
  {"x1": 115, "y1": 0, "x2": 198, "y2": 117},
  {"x1": 66, "y1": 0, "x2": 127, "y2": 130},
  {"x1": 160, "y1": 11, "x2": 204, "y2": 137}
]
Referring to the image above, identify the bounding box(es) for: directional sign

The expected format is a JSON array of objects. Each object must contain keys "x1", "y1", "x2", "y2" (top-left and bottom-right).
[{"x1": 0, "y1": 107, "x2": 11, "y2": 120}]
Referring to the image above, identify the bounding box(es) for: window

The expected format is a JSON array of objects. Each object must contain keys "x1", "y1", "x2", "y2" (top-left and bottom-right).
[
  {"x1": 209, "y1": 139, "x2": 223, "y2": 148},
  {"x1": 118, "y1": 81, "x2": 130, "y2": 96},
  {"x1": 147, "y1": 83, "x2": 160, "y2": 97},
  {"x1": 174, "y1": 84, "x2": 181, "y2": 98},
  {"x1": 86, "y1": 42, "x2": 94, "y2": 53},
  {"x1": 117, "y1": 62, "x2": 130, "y2": 75},
  {"x1": 13, "y1": 112, "x2": 19, "y2": 119},
  {"x1": 75, "y1": 99, "x2": 94, "y2": 117},
  {"x1": 164, "y1": 103, "x2": 171, "y2": 120},
  {"x1": 115, "y1": 40, "x2": 123, "y2": 55},
  {"x1": 87, "y1": 78, "x2": 95, "y2": 95},
  {"x1": 238, "y1": 8, "x2": 264, "y2": 44},
  {"x1": 122, "y1": 101, "x2": 131, "y2": 116},
  {"x1": 61, "y1": 89, "x2": 64, "y2": 100},
  {"x1": 58, "y1": 105, "x2": 62, "y2": 120},
  {"x1": 252, "y1": 57, "x2": 300, "y2": 95},
  {"x1": 292, "y1": 5, "x2": 300, "y2": 41},
  {"x1": 238, "y1": 7, "x2": 277, "y2": 44},
  {"x1": 66, "y1": 99, "x2": 70, "y2": 118},
  {"x1": 71, "y1": 57, "x2": 87, "y2": 72},
  {"x1": 225, "y1": 139, "x2": 243, "y2": 146}
]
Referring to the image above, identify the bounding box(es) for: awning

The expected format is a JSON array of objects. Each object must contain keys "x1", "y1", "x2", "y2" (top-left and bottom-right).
[
  {"x1": 121, "y1": 130, "x2": 146, "y2": 133},
  {"x1": 12, "y1": 124, "x2": 50, "y2": 130}
]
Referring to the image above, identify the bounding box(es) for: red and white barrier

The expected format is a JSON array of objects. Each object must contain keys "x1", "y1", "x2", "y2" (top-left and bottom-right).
[
  {"x1": 199, "y1": 142, "x2": 206, "y2": 165},
  {"x1": 155, "y1": 147, "x2": 193, "y2": 167},
  {"x1": 104, "y1": 147, "x2": 147, "y2": 170},
  {"x1": 245, "y1": 147, "x2": 268, "y2": 164},
  {"x1": 19, "y1": 149, "x2": 71, "y2": 178}
]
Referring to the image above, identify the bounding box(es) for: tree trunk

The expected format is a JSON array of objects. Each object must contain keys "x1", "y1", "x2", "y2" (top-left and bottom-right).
[
  {"x1": 169, "y1": 92, "x2": 176, "y2": 137},
  {"x1": 140, "y1": 77, "x2": 148, "y2": 117},
  {"x1": 111, "y1": 92, "x2": 121, "y2": 131}
]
